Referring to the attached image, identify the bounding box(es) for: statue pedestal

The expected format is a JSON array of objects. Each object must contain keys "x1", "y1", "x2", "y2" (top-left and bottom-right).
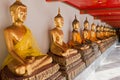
[
  {"x1": 91, "y1": 42, "x2": 101, "y2": 58},
  {"x1": 98, "y1": 37, "x2": 116, "y2": 53},
  {"x1": 79, "y1": 48, "x2": 96, "y2": 67},
  {"x1": 46, "y1": 71, "x2": 66, "y2": 80},
  {"x1": 74, "y1": 40, "x2": 116, "y2": 80},
  {"x1": 0, "y1": 63, "x2": 60, "y2": 80},
  {"x1": 48, "y1": 52, "x2": 86, "y2": 80}
]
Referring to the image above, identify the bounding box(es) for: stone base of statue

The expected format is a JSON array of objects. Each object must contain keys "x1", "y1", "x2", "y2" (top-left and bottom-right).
[
  {"x1": 97, "y1": 42, "x2": 107, "y2": 53},
  {"x1": 106, "y1": 37, "x2": 116, "y2": 48},
  {"x1": 62, "y1": 61, "x2": 85, "y2": 80},
  {"x1": 0, "y1": 63, "x2": 60, "y2": 80},
  {"x1": 97, "y1": 36, "x2": 116, "y2": 53},
  {"x1": 46, "y1": 71, "x2": 66, "y2": 80},
  {"x1": 48, "y1": 52, "x2": 86, "y2": 80},
  {"x1": 91, "y1": 42, "x2": 101, "y2": 58},
  {"x1": 79, "y1": 47, "x2": 95, "y2": 67},
  {"x1": 48, "y1": 52, "x2": 81, "y2": 66},
  {"x1": 85, "y1": 53, "x2": 96, "y2": 66}
]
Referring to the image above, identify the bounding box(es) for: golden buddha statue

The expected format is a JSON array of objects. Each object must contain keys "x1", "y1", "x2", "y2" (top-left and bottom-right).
[
  {"x1": 71, "y1": 15, "x2": 82, "y2": 45},
  {"x1": 107, "y1": 28, "x2": 110, "y2": 37},
  {"x1": 90, "y1": 23, "x2": 98, "y2": 42},
  {"x1": 83, "y1": 17, "x2": 91, "y2": 44},
  {"x1": 50, "y1": 8, "x2": 77, "y2": 57},
  {"x1": 99, "y1": 25, "x2": 105, "y2": 39},
  {"x1": 1, "y1": 0, "x2": 52, "y2": 76},
  {"x1": 69, "y1": 15, "x2": 89, "y2": 50},
  {"x1": 105, "y1": 27, "x2": 109, "y2": 38},
  {"x1": 109, "y1": 28, "x2": 112, "y2": 37},
  {"x1": 96, "y1": 25, "x2": 101, "y2": 40},
  {"x1": 96, "y1": 25, "x2": 104, "y2": 43},
  {"x1": 113, "y1": 29, "x2": 116, "y2": 36},
  {"x1": 103, "y1": 26, "x2": 108, "y2": 39}
]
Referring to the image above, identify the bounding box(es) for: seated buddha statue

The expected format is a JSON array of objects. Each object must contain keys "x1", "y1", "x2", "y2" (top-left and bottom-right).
[
  {"x1": 106, "y1": 27, "x2": 110, "y2": 38},
  {"x1": 82, "y1": 17, "x2": 91, "y2": 44},
  {"x1": 113, "y1": 29, "x2": 116, "y2": 36},
  {"x1": 106, "y1": 27, "x2": 109, "y2": 38},
  {"x1": 103, "y1": 27, "x2": 108, "y2": 39},
  {"x1": 100, "y1": 25, "x2": 105, "y2": 39},
  {"x1": 109, "y1": 28, "x2": 112, "y2": 37},
  {"x1": 104, "y1": 26, "x2": 108, "y2": 38},
  {"x1": 1, "y1": 0, "x2": 52, "y2": 76},
  {"x1": 50, "y1": 8, "x2": 77, "y2": 57},
  {"x1": 68, "y1": 15, "x2": 89, "y2": 50},
  {"x1": 96, "y1": 25, "x2": 102, "y2": 39},
  {"x1": 90, "y1": 23, "x2": 98, "y2": 42},
  {"x1": 96, "y1": 25, "x2": 103, "y2": 43}
]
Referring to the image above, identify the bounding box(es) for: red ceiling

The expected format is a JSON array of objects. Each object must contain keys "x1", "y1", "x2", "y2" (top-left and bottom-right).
[{"x1": 46, "y1": 0, "x2": 120, "y2": 28}]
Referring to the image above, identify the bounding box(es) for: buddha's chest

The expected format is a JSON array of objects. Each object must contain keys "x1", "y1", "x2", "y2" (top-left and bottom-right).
[
  {"x1": 12, "y1": 29, "x2": 26, "y2": 43},
  {"x1": 91, "y1": 31, "x2": 96, "y2": 37},
  {"x1": 83, "y1": 30, "x2": 90, "y2": 39},
  {"x1": 54, "y1": 31, "x2": 63, "y2": 42}
]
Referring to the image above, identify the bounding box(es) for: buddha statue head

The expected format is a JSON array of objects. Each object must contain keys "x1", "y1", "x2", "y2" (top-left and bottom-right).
[
  {"x1": 10, "y1": 0, "x2": 27, "y2": 24},
  {"x1": 106, "y1": 27, "x2": 109, "y2": 32},
  {"x1": 107, "y1": 28, "x2": 110, "y2": 32},
  {"x1": 103, "y1": 26, "x2": 107, "y2": 32},
  {"x1": 103, "y1": 27, "x2": 106, "y2": 32},
  {"x1": 54, "y1": 8, "x2": 64, "y2": 29},
  {"x1": 100, "y1": 25, "x2": 104, "y2": 32},
  {"x1": 91, "y1": 23, "x2": 96, "y2": 31},
  {"x1": 72, "y1": 15, "x2": 80, "y2": 31},
  {"x1": 96, "y1": 25, "x2": 100, "y2": 31},
  {"x1": 84, "y1": 17, "x2": 89, "y2": 30}
]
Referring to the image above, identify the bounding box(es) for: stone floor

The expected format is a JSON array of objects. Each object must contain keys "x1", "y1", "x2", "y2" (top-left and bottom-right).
[{"x1": 88, "y1": 43, "x2": 120, "y2": 80}]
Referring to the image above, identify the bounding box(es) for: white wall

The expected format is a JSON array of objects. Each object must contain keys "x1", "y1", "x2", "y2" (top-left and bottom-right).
[{"x1": 0, "y1": 0, "x2": 100, "y2": 67}]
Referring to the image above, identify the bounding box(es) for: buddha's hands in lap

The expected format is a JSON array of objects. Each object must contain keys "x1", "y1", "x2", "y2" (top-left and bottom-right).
[
  {"x1": 80, "y1": 44, "x2": 89, "y2": 50},
  {"x1": 14, "y1": 58, "x2": 33, "y2": 76},
  {"x1": 24, "y1": 55, "x2": 49, "y2": 75},
  {"x1": 62, "y1": 49, "x2": 77, "y2": 57},
  {"x1": 96, "y1": 40, "x2": 101, "y2": 44},
  {"x1": 7, "y1": 59, "x2": 30, "y2": 76},
  {"x1": 25, "y1": 56, "x2": 35, "y2": 63}
]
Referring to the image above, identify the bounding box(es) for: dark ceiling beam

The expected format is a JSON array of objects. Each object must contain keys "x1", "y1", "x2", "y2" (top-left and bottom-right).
[
  {"x1": 64, "y1": 1, "x2": 81, "y2": 9},
  {"x1": 80, "y1": 9, "x2": 120, "y2": 16},
  {"x1": 101, "y1": 19, "x2": 120, "y2": 22},
  {"x1": 64, "y1": 0, "x2": 120, "y2": 10},
  {"x1": 105, "y1": 21, "x2": 120, "y2": 23},
  {"x1": 79, "y1": 4, "x2": 120, "y2": 10},
  {"x1": 94, "y1": 15, "x2": 120, "y2": 19},
  {"x1": 46, "y1": 0, "x2": 67, "y2": 2}
]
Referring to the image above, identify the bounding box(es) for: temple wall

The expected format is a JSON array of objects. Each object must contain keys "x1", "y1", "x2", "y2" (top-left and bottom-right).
[{"x1": 0, "y1": 0, "x2": 101, "y2": 67}]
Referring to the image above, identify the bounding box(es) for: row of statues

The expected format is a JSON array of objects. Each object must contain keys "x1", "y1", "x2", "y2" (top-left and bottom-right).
[{"x1": 0, "y1": 0, "x2": 116, "y2": 80}]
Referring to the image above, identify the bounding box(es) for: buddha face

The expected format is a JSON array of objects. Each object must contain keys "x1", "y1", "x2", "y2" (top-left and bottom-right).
[
  {"x1": 101, "y1": 27, "x2": 104, "y2": 31},
  {"x1": 104, "y1": 27, "x2": 106, "y2": 31},
  {"x1": 54, "y1": 18, "x2": 64, "y2": 28},
  {"x1": 97, "y1": 27, "x2": 100, "y2": 31},
  {"x1": 84, "y1": 22, "x2": 89, "y2": 29},
  {"x1": 11, "y1": 6, "x2": 27, "y2": 23},
  {"x1": 73, "y1": 23, "x2": 80, "y2": 31},
  {"x1": 91, "y1": 24, "x2": 96, "y2": 31}
]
